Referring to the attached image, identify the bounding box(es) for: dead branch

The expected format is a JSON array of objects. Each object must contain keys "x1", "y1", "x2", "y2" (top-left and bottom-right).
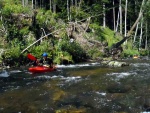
[{"x1": 21, "y1": 28, "x2": 64, "y2": 54}]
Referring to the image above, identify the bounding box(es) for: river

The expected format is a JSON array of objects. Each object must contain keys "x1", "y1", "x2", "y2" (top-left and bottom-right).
[{"x1": 0, "y1": 58, "x2": 150, "y2": 113}]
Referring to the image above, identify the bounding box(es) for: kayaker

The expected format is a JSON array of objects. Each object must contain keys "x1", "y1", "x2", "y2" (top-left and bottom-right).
[{"x1": 38, "y1": 52, "x2": 53, "y2": 68}]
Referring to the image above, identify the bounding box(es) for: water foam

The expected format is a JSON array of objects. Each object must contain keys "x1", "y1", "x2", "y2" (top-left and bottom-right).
[
  {"x1": 31, "y1": 75, "x2": 82, "y2": 83},
  {"x1": 132, "y1": 63, "x2": 150, "y2": 67},
  {"x1": 107, "y1": 72, "x2": 137, "y2": 79},
  {"x1": 56, "y1": 62, "x2": 100, "y2": 68},
  {"x1": 61, "y1": 76, "x2": 82, "y2": 82},
  {"x1": 10, "y1": 70, "x2": 22, "y2": 73},
  {"x1": 96, "y1": 92, "x2": 106, "y2": 96},
  {"x1": 0, "y1": 70, "x2": 9, "y2": 77}
]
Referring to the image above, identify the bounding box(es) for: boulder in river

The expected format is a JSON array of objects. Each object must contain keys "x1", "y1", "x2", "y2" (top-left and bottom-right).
[{"x1": 102, "y1": 60, "x2": 129, "y2": 67}]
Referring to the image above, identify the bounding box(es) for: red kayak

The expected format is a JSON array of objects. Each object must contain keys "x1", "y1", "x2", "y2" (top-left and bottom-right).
[{"x1": 29, "y1": 66, "x2": 56, "y2": 73}]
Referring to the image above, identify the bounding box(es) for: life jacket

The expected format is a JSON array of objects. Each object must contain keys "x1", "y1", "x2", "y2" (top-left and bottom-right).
[{"x1": 43, "y1": 58, "x2": 49, "y2": 65}]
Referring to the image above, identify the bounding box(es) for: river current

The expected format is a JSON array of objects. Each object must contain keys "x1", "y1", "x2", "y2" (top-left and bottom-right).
[{"x1": 0, "y1": 58, "x2": 150, "y2": 113}]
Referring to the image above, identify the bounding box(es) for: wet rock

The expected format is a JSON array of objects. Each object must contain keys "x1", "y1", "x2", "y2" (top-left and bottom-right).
[
  {"x1": 108, "y1": 61, "x2": 115, "y2": 67},
  {"x1": 53, "y1": 90, "x2": 66, "y2": 102},
  {"x1": 102, "y1": 60, "x2": 129, "y2": 67},
  {"x1": 113, "y1": 61, "x2": 129, "y2": 67}
]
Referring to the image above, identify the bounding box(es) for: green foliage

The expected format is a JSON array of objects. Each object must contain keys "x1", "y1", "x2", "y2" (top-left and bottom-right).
[
  {"x1": 20, "y1": 26, "x2": 29, "y2": 36},
  {"x1": 7, "y1": 46, "x2": 21, "y2": 59},
  {"x1": 24, "y1": 32, "x2": 36, "y2": 45},
  {"x1": 6, "y1": 24, "x2": 28, "y2": 41},
  {"x1": 36, "y1": 9, "x2": 57, "y2": 28},
  {"x1": 88, "y1": 49, "x2": 103, "y2": 59},
  {"x1": 121, "y1": 40, "x2": 149, "y2": 57},
  {"x1": 89, "y1": 23, "x2": 106, "y2": 41},
  {"x1": 57, "y1": 39, "x2": 87, "y2": 62},
  {"x1": 122, "y1": 41, "x2": 139, "y2": 57},
  {"x1": 29, "y1": 40, "x2": 53, "y2": 59},
  {"x1": 90, "y1": 4, "x2": 103, "y2": 23},
  {"x1": 2, "y1": 38, "x2": 25, "y2": 66},
  {"x1": 54, "y1": 51, "x2": 73, "y2": 64},
  {"x1": 2, "y1": 2, "x2": 29, "y2": 16},
  {"x1": 1, "y1": 0, "x2": 30, "y2": 42},
  {"x1": 101, "y1": 28, "x2": 121, "y2": 47},
  {"x1": 101, "y1": 0, "x2": 110, "y2": 3},
  {"x1": 1, "y1": 0, "x2": 150, "y2": 67},
  {"x1": 0, "y1": 1, "x2": 4, "y2": 9},
  {"x1": 122, "y1": 49, "x2": 139, "y2": 57},
  {"x1": 90, "y1": 24, "x2": 121, "y2": 47},
  {"x1": 27, "y1": 39, "x2": 74, "y2": 64},
  {"x1": 70, "y1": 6, "x2": 90, "y2": 21},
  {"x1": 139, "y1": 49, "x2": 149, "y2": 56}
]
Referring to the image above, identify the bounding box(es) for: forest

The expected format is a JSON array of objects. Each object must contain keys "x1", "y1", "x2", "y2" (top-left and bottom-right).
[{"x1": 0, "y1": 0, "x2": 150, "y2": 66}]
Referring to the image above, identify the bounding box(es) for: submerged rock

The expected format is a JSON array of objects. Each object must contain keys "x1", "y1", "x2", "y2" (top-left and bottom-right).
[{"x1": 55, "y1": 107, "x2": 87, "y2": 113}]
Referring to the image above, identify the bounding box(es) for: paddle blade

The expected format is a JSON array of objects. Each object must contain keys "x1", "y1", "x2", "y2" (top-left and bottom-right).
[{"x1": 27, "y1": 53, "x2": 37, "y2": 61}]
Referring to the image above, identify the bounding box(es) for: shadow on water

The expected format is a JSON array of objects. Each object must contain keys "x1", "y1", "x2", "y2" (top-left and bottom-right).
[{"x1": 0, "y1": 60, "x2": 150, "y2": 112}]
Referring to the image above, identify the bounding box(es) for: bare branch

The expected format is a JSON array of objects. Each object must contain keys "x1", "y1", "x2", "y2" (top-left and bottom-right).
[{"x1": 21, "y1": 28, "x2": 64, "y2": 54}]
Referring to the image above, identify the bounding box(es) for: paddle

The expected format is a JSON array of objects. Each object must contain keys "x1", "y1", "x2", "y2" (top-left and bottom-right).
[
  {"x1": 27, "y1": 54, "x2": 51, "y2": 67},
  {"x1": 27, "y1": 53, "x2": 37, "y2": 61}
]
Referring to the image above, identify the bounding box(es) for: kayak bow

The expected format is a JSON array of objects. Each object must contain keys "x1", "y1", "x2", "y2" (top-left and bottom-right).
[{"x1": 29, "y1": 66, "x2": 56, "y2": 73}]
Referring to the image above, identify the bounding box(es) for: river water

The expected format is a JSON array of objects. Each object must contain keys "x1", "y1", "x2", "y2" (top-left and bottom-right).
[{"x1": 0, "y1": 58, "x2": 150, "y2": 113}]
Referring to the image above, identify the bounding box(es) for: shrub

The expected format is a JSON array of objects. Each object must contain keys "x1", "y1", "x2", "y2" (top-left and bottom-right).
[{"x1": 58, "y1": 39, "x2": 87, "y2": 62}]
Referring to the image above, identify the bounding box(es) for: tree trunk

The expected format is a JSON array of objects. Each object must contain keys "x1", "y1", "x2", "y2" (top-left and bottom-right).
[
  {"x1": 119, "y1": 0, "x2": 122, "y2": 35},
  {"x1": 127, "y1": 18, "x2": 140, "y2": 38},
  {"x1": 25, "y1": 0, "x2": 28, "y2": 6},
  {"x1": 124, "y1": 0, "x2": 127, "y2": 38},
  {"x1": 75, "y1": 0, "x2": 77, "y2": 14},
  {"x1": 53, "y1": 0, "x2": 56, "y2": 13},
  {"x1": 35, "y1": 0, "x2": 36, "y2": 9},
  {"x1": 139, "y1": 16, "x2": 143, "y2": 49},
  {"x1": 22, "y1": 0, "x2": 25, "y2": 7},
  {"x1": 132, "y1": 0, "x2": 144, "y2": 46},
  {"x1": 79, "y1": 0, "x2": 82, "y2": 9},
  {"x1": 145, "y1": 20, "x2": 148, "y2": 49},
  {"x1": 126, "y1": 0, "x2": 145, "y2": 37},
  {"x1": 133, "y1": 22, "x2": 139, "y2": 44},
  {"x1": 115, "y1": 10, "x2": 120, "y2": 32},
  {"x1": 111, "y1": 0, "x2": 146, "y2": 50},
  {"x1": 103, "y1": 3, "x2": 106, "y2": 28},
  {"x1": 32, "y1": 0, "x2": 34, "y2": 9},
  {"x1": 70, "y1": 0, "x2": 74, "y2": 21},
  {"x1": 71, "y1": 0, "x2": 73, "y2": 6},
  {"x1": 113, "y1": 0, "x2": 116, "y2": 31},
  {"x1": 67, "y1": 0, "x2": 70, "y2": 21},
  {"x1": 124, "y1": 0, "x2": 128, "y2": 44},
  {"x1": 49, "y1": 0, "x2": 52, "y2": 10}
]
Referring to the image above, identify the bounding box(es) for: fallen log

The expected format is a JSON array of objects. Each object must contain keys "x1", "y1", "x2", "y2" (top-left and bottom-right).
[{"x1": 109, "y1": 0, "x2": 144, "y2": 56}]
